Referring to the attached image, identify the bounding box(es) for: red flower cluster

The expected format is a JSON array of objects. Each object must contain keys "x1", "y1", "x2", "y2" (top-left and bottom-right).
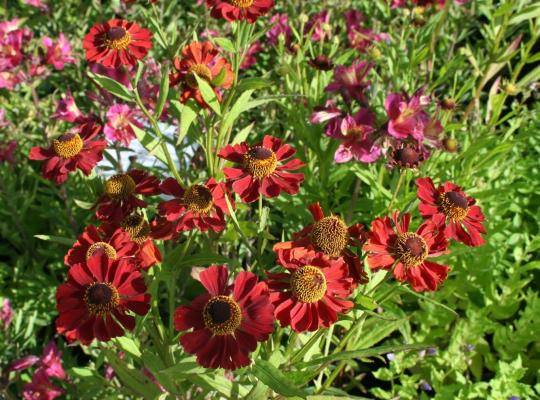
[{"x1": 205, "y1": 0, "x2": 275, "y2": 23}]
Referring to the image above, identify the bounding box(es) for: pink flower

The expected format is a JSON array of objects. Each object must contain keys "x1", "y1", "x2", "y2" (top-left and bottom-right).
[
  {"x1": 0, "y1": 71, "x2": 24, "y2": 89},
  {"x1": 305, "y1": 10, "x2": 330, "y2": 42},
  {"x1": 22, "y1": 369, "x2": 64, "y2": 400},
  {"x1": 385, "y1": 91, "x2": 431, "y2": 141},
  {"x1": 0, "y1": 108, "x2": 8, "y2": 128},
  {"x1": 240, "y1": 41, "x2": 263, "y2": 70},
  {"x1": 40, "y1": 342, "x2": 67, "y2": 380},
  {"x1": 24, "y1": 0, "x2": 49, "y2": 11},
  {"x1": 0, "y1": 140, "x2": 17, "y2": 165},
  {"x1": 42, "y1": 33, "x2": 75, "y2": 70},
  {"x1": 310, "y1": 100, "x2": 346, "y2": 138},
  {"x1": 51, "y1": 90, "x2": 83, "y2": 123},
  {"x1": 325, "y1": 61, "x2": 373, "y2": 104},
  {"x1": 0, "y1": 298, "x2": 14, "y2": 330},
  {"x1": 8, "y1": 355, "x2": 40, "y2": 372},
  {"x1": 334, "y1": 109, "x2": 381, "y2": 163},
  {"x1": 104, "y1": 104, "x2": 143, "y2": 146},
  {"x1": 267, "y1": 13, "x2": 291, "y2": 46},
  {"x1": 344, "y1": 10, "x2": 389, "y2": 52}
]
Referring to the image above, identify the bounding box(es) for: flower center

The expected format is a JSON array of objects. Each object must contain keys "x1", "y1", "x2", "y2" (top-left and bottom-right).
[
  {"x1": 440, "y1": 191, "x2": 469, "y2": 222},
  {"x1": 393, "y1": 146, "x2": 421, "y2": 167},
  {"x1": 346, "y1": 126, "x2": 365, "y2": 138},
  {"x1": 310, "y1": 216, "x2": 349, "y2": 257},
  {"x1": 394, "y1": 232, "x2": 428, "y2": 267},
  {"x1": 104, "y1": 27, "x2": 131, "y2": 50},
  {"x1": 86, "y1": 242, "x2": 117, "y2": 260},
  {"x1": 243, "y1": 146, "x2": 278, "y2": 178},
  {"x1": 84, "y1": 282, "x2": 120, "y2": 316},
  {"x1": 52, "y1": 133, "x2": 84, "y2": 158},
  {"x1": 121, "y1": 213, "x2": 150, "y2": 244},
  {"x1": 228, "y1": 0, "x2": 255, "y2": 9},
  {"x1": 203, "y1": 295, "x2": 242, "y2": 336},
  {"x1": 291, "y1": 265, "x2": 327, "y2": 303},
  {"x1": 185, "y1": 64, "x2": 213, "y2": 89},
  {"x1": 183, "y1": 185, "x2": 214, "y2": 214},
  {"x1": 104, "y1": 174, "x2": 136, "y2": 200}
]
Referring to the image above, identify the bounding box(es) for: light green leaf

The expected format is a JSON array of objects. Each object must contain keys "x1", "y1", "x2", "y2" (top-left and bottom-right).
[
  {"x1": 252, "y1": 360, "x2": 308, "y2": 398},
  {"x1": 88, "y1": 72, "x2": 133, "y2": 102},
  {"x1": 194, "y1": 73, "x2": 221, "y2": 115},
  {"x1": 34, "y1": 234, "x2": 73, "y2": 246},
  {"x1": 130, "y1": 124, "x2": 168, "y2": 165},
  {"x1": 176, "y1": 99, "x2": 199, "y2": 145},
  {"x1": 114, "y1": 337, "x2": 142, "y2": 359},
  {"x1": 154, "y1": 65, "x2": 169, "y2": 119}
]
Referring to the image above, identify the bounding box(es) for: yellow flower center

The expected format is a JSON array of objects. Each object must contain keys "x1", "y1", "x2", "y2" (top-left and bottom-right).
[
  {"x1": 105, "y1": 174, "x2": 136, "y2": 200},
  {"x1": 185, "y1": 64, "x2": 213, "y2": 89},
  {"x1": 121, "y1": 213, "x2": 150, "y2": 244},
  {"x1": 243, "y1": 146, "x2": 278, "y2": 178},
  {"x1": 104, "y1": 27, "x2": 132, "y2": 50},
  {"x1": 394, "y1": 232, "x2": 429, "y2": 267},
  {"x1": 52, "y1": 133, "x2": 84, "y2": 158},
  {"x1": 183, "y1": 185, "x2": 214, "y2": 214},
  {"x1": 86, "y1": 242, "x2": 117, "y2": 260},
  {"x1": 290, "y1": 265, "x2": 327, "y2": 303},
  {"x1": 84, "y1": 282, "x2": 120, "y2": 316},
  {"x1": 203, "y1": 295, "x2": 242, "y2": 336},
  {"x1": 440, "y1": 191, "x2": 469, "y2": 222},
  {"x1": 228, "y1": 0, "x2": 255, "y2": 8},
  {"x1": 310, "y1": 216, "x2": 349, "y2": 257}
]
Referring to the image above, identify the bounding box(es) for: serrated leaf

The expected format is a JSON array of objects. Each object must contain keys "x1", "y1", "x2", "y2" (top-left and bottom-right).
[
  {"x1": 88, "y1": 72, "x2": 133, "y2": 102},
  {"x1": 252, "y1": 360, "x2": 307, "y2": 398}
]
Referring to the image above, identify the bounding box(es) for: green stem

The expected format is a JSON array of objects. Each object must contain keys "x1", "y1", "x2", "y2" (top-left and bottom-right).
[{"x1": 386, "y1": 169, "x2": 406, "y2": 213}]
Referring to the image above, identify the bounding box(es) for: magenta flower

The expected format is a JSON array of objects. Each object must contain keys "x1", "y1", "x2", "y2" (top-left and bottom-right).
[
  {"x1": 385, "y1": 91, "x2": 431, "y2": 141},
  {"x1": 0, "y1": 108, "x2": 9, "y2": 128},
  {"x1": 240, "y1": 41, "x2": 263, "y2": 70},
  {"x1": 7, "y1": 355, "x2": 40, "y2": 372},
  {"x1": 104, "y1": 104, "x2": 143, "y2": 146},
  {"x1": 40, "y1": 342, "x2": 67, "y2": 380},
  {"x1": 0, "y1": 71, "x2": 24, "y2": 89},
  {"x1": 325, "y1": 61, "x2": 372, "y2": 104},
  {"x1": 267, "y1": 13, "x2": 292, "y2": 46},
  {"x1": 23, "y1": 0, "x2": 49, "y2": 10},
  {"x1": 305, "y1": 10, "x2": 330, "y2": 42},
  {"x1": 22, "y1": 369, "x2": 64, "y2": 400},
  {"x1": 51, "y1": 90, "x2": 83, "y2": 123},
  {"x1": 344, "y1": 10, "x2": 389, "y2": 52},
  {"x1": 310, "y1": 100, "x2": 345, "y2": 137},
  {"x1": 42, "y1": 33, "x2": 75, "y2": 70},
  {"x1": 334, "y1": 109, "x2": 381, "y2": 163},
  {"x1": 0, "y1": 140, "x2": 17, "y2": 165},
  {"x1": 0, "y1": 298, "x2": 14, "y2": 330}
]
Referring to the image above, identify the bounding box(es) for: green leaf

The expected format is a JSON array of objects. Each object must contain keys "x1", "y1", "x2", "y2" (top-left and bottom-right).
[
  {"x1": 175, "y1": 253, "x2": 230, "y2": 268},
  {"x1": 211, "y1": 66, "x2": 228, "y2": 87},
  {"x1": 191, "y1": 374, "x2": 249, "y2": 398},
  {"x1": 213, "y1": 37, "x2": 236, "y2": 53},
  {"x1": 114, "y1": 337, "x2": 142, "y2": 359},
  {"x1": 509, "y1": 4, "x2": 540, "y2": 25},
  {"x1": 231, "y1": 122, "x2": 254, "y2": 145},
  {"x1": 220, "y1": 90, "x2": 254, "y2": 137},
  {"x1": 154, "y1": 65, "x2": 169, "y2": 119},
  {"x1": 194, "y1": 73, "x2": 221, "y2": 115},
  {"x1": 88, "y1": 72, "x2": 133, "y2": 102},
  {"x1": 252, "y1": 360, "x2": 308, "y2": 398},
  {"x1": 130, "y1": 124, "x2": 168, "y2": 165},
  {"x1": 355, "y1": 294, "x2": 378, "y2": 310},
  {"x1": 155, "y1": 356, "x2": 205, "y2": 382},
  {"x1": 176, "y1": 99, "x2": 199, "y2": 145},
  {"x1": 34, "y1": 234, "x2": 73, "y2": 246},
  {"x1": 236, "y1": 77, "x2": 271, "y2": 92}
]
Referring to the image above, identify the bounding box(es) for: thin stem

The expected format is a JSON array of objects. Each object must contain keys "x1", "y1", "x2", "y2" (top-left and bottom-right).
[{"x1": 386, "y1": 169, "x2": 406, "y2": 212}]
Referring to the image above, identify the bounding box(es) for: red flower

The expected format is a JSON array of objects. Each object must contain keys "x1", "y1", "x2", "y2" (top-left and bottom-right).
[
  {"x1": 96, "y1": 169, "x2": 160, "y2": 224},
  {"x1": 274, "y1": 203, "x2": 368, "y2": 285},
  {"x1": 416, "y1": 177, "x2": 487, "y2": 247},
  {"x1": 64, "y1": 225, "x2": 138, "y2": 267},
  {"x1": 56, "y1": 255, "x2": 150, "y2": 344},
  {"x1": 267, "y1": 249, "x2": 354, "y2": 332},
  {"x1": 205, "y1": 0, "x2": 274, "y2": 23},
  {"x1": 158, "y1": 177, "x2": 232, "y2": 234},
  {"x1": 364, "y1": 211, "x2": 449, "y2": 292},
  {"x1": 170, "y1": 42, "x2": 233, "y2": 108},
  {"x1": 28, "y1": 121, "x2": 106, "y2": 184},
  {"x1": 101, "y1": 213, "x2": 163, "y2": 270},
  {"x1": 218, "y1": 135, "x2": 304, "y2": 203},
  {"x1": 174, "y1": 265, "x2": 274, "y2": 370},
  {"x1": 83, "y1": 19, "x2": 152, "y2": 68}
]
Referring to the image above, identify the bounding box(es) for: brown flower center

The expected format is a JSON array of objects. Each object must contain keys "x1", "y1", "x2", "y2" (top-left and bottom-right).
[
  {"x1": 105, "y1": 174, "x2": 136, "y2": 200},
  {"x1": 243, "y1": 146, "x2": 278, "y2": 178},
  {"x1": 394, "y1": 232, "x2": 428, "y2": 267},
  {"x1": 291, "y1": 265, "x2": 327, "y2": 303},
  {"x1": 86, "y1": 242, "x2": 117, "y2": 260},
  {"x1": 228, "y1": 0, "x2": 255, "y2": 9},
  {"x1": 393, "y1": 146, "x2": 421, "y2": 167},
  {"x1": 104, "y1": 27, "x2": 132, "y2": 50},
  {"x1": 310, "y1": 216, "x2": 349, "y2": 257},
  {"x1": 203, "y1": 295, "x2": 242, "y2": 336},
  {"x1": 183, "y1": 185, "x2": 214, "y2": 214},
  {"x1": 52, "y1": 133, "x2": 84, "y2": 158},
  {"x1": 121, "y1": 213, "x2": 150, "y2": 244},
  {"x1": 84, "y1": 282, "x2": 120, "y2": 316},
  {"x1": 440, "y1": 191, "x2": 469, "y2": 222},
  {"x1": 346, "y1": 126, "x2": 365, "y2": 138},
  {"x1": 185, "y1": 64, "x2": 213, "y2": 89}
]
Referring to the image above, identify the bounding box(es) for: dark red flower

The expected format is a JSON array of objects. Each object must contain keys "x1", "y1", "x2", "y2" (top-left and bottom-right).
[
  {"x1": 170, "y1": 42, "x2": 233, "y2": 108},
  {"x1": 174, "y1": 265, "x2": 274, "y2": 370},
  {"x1": 416, "y1": 177, "x2": 487, "y2": 247},
  {"x1": 267, "y1": 249, "x2": 354, "y2": 332},
  {"x1": 364, "y1": 211, "x2": 449, "y2": 292},
  {"x1": 205, "y1": 0, "x2": 274, "y2": 23},
  {"x1": 28, "y1": 121, "x2": 106, "y2": 184},
  {"x1": 158, "y1": 177, "x2": 232, "y2": 234},
  {"x1": 273, "y1": 203, "x2": 368, "y2": 285},
  {"x1": 83, "y1": 19, "x2": 152, "y2": 68},
  {"x1": 218, "y1": 135, "x2": 304, "y2": 203},
  {"x1": 96, "y1": 169, "x2": 160, "y2": 224},
  {"x1": 65, "y1": 225, "x2": 138, "y2": 267},
  {"x1": 56, "y1": 255, "x2": 150, "y2": 344},
  {"x1": 388, "y1": 143, "x2": 426, "y2": 169}
]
